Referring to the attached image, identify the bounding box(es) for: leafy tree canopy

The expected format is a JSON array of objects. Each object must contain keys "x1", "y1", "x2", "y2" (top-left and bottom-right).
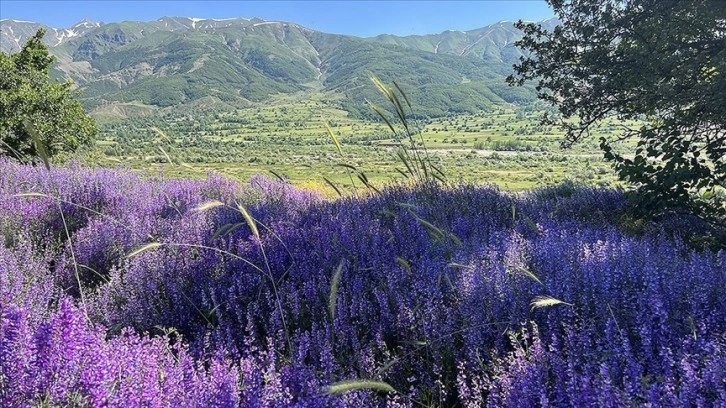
[
  {"x1": 508, "y1": 0, "x2": 725, "y2": 225},
  {"x1": 0, "y1": 28, "x2": 97, "y2": 161}
]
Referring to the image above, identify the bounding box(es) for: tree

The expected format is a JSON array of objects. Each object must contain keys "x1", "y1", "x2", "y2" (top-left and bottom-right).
[
  {"x1": 508, "y1": 0, "x2": 725, "y2": 224},
  {"x1": 0, "y1": 28, "x2": 97, "y2": 161}
]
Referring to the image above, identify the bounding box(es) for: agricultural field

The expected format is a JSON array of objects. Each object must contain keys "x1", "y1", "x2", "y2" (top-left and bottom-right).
[{"x1": 85, "y1": 94, "x2": 635, "y2": 196}]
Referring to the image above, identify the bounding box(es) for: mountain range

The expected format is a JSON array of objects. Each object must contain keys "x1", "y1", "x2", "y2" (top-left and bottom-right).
[{"x1": 0, "y1": 16, "x2": 558, "y2": 119}]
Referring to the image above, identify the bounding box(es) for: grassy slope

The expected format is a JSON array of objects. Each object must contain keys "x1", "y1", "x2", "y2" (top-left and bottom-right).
[{"x1": 40, "y1": 18, "x2": 540, "y2": 118}]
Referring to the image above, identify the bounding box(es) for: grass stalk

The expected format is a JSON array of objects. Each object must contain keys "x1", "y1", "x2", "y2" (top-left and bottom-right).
[{"x1": 24, "y1": 120, "x2": 91, "y2": 324}]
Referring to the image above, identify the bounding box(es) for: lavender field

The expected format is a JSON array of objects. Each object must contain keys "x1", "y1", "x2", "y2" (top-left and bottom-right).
[{"x1": 0, "y1": 158, "x2": 724, "y2": 407}]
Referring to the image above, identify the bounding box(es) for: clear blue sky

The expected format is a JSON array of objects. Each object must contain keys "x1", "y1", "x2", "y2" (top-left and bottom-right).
[{"x1": 0, "y1": 1, "x2": 554, "y2": 37}]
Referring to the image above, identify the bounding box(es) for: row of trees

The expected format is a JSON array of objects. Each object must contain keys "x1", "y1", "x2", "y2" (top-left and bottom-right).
[{"x1": 1, "y1": 4, "x2": 724, "y2": 227}]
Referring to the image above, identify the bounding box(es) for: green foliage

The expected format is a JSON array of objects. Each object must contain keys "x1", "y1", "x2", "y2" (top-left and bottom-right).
[
  {"x1": 317, "y1": 35, "x2": 526, "y2": 119},
  {"x1": 0, "y1": 29, "x2": 97, "y2": 160},
  {"x1": 11, "y1": 18, "x2": 545, "y2": 119},
  {"x1": 509, "y1": 0, "x2": 726, "y2": 226},
  {"x1": 85, "y1": 96, "x2": 619, "y2": 195}
]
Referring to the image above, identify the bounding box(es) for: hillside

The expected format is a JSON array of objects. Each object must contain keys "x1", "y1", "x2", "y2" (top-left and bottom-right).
[{"x1": 0, "y1": 16, "x2": 550, "y2": 118}]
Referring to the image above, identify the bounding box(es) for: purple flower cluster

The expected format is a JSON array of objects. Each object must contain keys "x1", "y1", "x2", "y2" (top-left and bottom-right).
[
  {"x1": 1, "y1": 300, "x2": 239, "y2": 407},
  {"x1": 1, "y1": 158, "x2": 724, "y2": 406}
]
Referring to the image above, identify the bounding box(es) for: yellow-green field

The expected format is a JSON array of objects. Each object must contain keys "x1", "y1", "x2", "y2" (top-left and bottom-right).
[{"x1": 85, "y1": 95, "x2": 636, "y2": 197}]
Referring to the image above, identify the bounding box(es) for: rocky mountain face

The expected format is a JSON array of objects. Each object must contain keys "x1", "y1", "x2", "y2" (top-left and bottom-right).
[
  {"x1": 1, "y1": 18, "x2": 101, "y2": 53},
  {"x1": 0, "y1": 17, "x2": 557, "y2": 118}
]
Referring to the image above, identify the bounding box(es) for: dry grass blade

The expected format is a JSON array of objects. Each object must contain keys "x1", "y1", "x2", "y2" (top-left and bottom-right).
[
  {"x1": 211, "y1": 223, "x2": 244, "y2": 241},
  {"x1": 370, "y1": 76, "x2": 394, "y2": 102},
  {"x1": 395, "y1": 201, "x2": 416, "y2": 209},
  {"x1": 194, "y1": 200, "x2": 225, "y2": 212},
  {"x1": 357, "y1": 173, "x2": 381, "y2": 195},
  {"x1": 420, "y1": 223, "x2": 444, "y2": 242},
  {"x1": 325, "y1": 122, "x2": 344, "y2": 156},
  {"x1": 13, "y1": 192, "x2": 49, "y2": 198},
  {"x1": 237, "y1": 204, "x2": 259, "y2": 239},
  {"x1": 375, "y1": 358, "x2": 400, "y2": 377},
  {"x1": 515, "y1": 267, "x2": 544, "y2": 286},
  {"x1": 380, "y1": 209, "x2": 397, "y2": 219},
  {"x1": 369, "y1": 103, "x2": 398, "y2": 136},
  {"x1": 179, "y1": 161, "x2": 197, "y2": 170},
  {"x1": 397, "y1": 257, "x2": 412, "y2": 274},
  {"x1": 401, "y1": 340, "x2": 427, "y2": 346},
  {"x1": 406, "y1": 209, "x2": 460, "y2": 246},
  {"x1": 448, "y1": 262, "x2": 473, "y2": 270},
  {"x1": 77, "y1": 264, "x2": 111, "y2": 284},
  {"x1": 358, "y1": 171, "x2": 369, "y2": 185},
  {"x1": 396, "y1": 150, "x2": 415, "y2": 177},
  {"x1": 530, "y1": 296, "x2": 573, "y2": 311},
  {"x1": 127, "y1": 242, "x2": 163, "y2": 258},
  {"x1": 411, "y1": 214, "x2": 445, "y2": 241},
  {"x1": 432, "y1": 172, "x2": 446, "y2": 184},
  {"x1": 269, "y1": 169, "x2": 286, "y2": 182},
  {"x1": 524, "y1": 216, "x2": 541, "y2": 234},
  {"x1": 177, "y1": 287, "x2": 212, "y2": 326},
  {"x1": 388, "y1": 91, "x2": 409, "y2": 133},
  {"x1": 329, "y1": 260, "x2": 344, "y2": 319},
  {"x1": 211, "y1": 224, "x2": 234, "y2": 241},
  {"x1": 371, "y1": 76, "x2": 408, "y2": 133},
  {"x1": 0, "y1": 139, "x2": 25, "y2": 161},
  {"x1": 151, "y1": 126, "x2": 172, "y2": 142},
  {"x1": 448, "y1": 232, "x2": 463, "y2": 247},
  {"x1": 688, "y1": 316, "x2": 698, "y2": 341},
  {"x1": 23, "y1": 120, "x2": 50, "y2": 170},
  {"x1": 326, "y1": 379, "x2": 395, "y2": 395},
  {"x1": 336, "y1": 163, "x2": 358, "y2": 171},
  {"x1": 430, "y1": 163, "x2": 446, "y2": 179},
  {"x1": 16, "y1": 193, "x2": 147, "y2": 238},
  {"x1": 158, "y1": 146, "x2": 173, "y2": 164},
  {"x1": 444, "y1": 274, "x2": 456, "y2": 291},
  {"x1": 322, "y1": 176, "x2": 343, "y2": 197},
  {"x1": 392, "y1": 81, "x2": 412, "y2": 110},
  {"x1": 420, "y1": 157, "x2": 430, "y2": 180}
]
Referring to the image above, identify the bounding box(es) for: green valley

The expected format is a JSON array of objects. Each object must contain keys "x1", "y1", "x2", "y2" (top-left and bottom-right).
[
  {"x1": 84, "y1": 91, "x2": 630, "y2": 196},
  {"x1": 2, "y1": 16, "x2": 628, "y2": 195}
]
